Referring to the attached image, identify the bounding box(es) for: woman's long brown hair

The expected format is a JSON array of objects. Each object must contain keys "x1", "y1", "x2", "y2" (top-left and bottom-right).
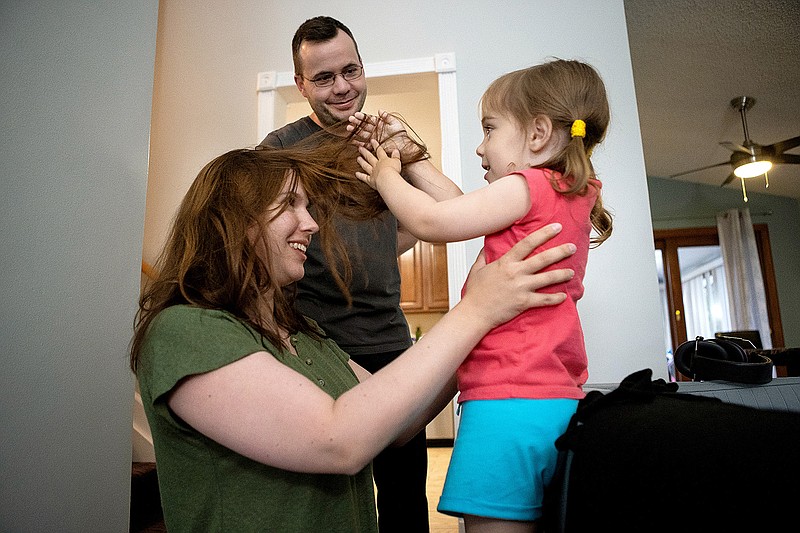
[{"x1": 130, "y1": 121, "x2": 428, "y2": 372}]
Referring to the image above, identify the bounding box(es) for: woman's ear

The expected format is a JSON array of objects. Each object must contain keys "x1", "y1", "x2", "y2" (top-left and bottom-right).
[{"x1": 527, "y1": 115, "x2": 554, "y2": 153}]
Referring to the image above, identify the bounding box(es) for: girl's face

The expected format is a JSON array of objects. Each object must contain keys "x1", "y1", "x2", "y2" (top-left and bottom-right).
[
  {"x1": 475, "y1": 110, "x2": 532, "y2": 183},
  {"x1": 250, "y1": 177, "x2": 319, "y2": 287}
]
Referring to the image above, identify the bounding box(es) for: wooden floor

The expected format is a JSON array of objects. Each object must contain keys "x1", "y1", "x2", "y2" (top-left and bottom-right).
[{"x1": 427, "y1": 446, "x2": 460, "y2": 533}]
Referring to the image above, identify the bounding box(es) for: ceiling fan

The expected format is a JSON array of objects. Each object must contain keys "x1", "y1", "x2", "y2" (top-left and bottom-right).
[{"x1": 669, "y1": 96, "x2": 800, "y2": 201}]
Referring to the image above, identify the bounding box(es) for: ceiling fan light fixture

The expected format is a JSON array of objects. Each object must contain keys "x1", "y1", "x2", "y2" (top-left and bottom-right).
[
  {"x1": 734, "y1": 157, "x2": 772, "y2": 178},
  {"x1": 669, "y1": 96, "x2": 799, "y2": 189}
]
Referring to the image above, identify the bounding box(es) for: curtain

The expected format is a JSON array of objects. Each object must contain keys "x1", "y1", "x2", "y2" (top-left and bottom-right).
[
  {"x1": 716, "y1": 208, "x2": 772, "y2": 348},
  {"x1": 682, "y1": 263, "x2": 731, "y2": 340}
]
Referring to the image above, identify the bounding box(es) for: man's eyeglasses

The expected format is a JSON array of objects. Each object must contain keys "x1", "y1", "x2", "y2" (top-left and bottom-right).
[{"x1": 302, "y1": 65, "x2": 364, "y2": 88}]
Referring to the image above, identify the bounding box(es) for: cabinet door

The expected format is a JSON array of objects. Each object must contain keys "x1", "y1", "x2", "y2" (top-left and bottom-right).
[
  {"x1": 399, "y1": 241, "x2": 449, "y2": 312},
  {"x1": 425, "y1": 242, "x2": 450, "y2": 310},
  {"x1": 399, "y1": 242, "x2": 424, "y2": 311}
]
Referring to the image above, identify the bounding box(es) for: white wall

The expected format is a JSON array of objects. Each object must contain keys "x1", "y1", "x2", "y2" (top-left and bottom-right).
[
  {"x1": 0, "y1": 1, "x2": 158, "y2": 531},
  {"x1": 146, "y1": 0, "x2": 666, "y2": 383}
]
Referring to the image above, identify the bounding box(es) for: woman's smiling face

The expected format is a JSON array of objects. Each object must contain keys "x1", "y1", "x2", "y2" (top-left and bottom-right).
[{"x1": 250, "y1": 176, "x2": 319, "y2": 287}]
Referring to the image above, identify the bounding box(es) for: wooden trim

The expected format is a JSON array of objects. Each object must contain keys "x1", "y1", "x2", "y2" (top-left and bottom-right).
[
  {"x1": 141, "y1": 260, "x2": 157, "y2": 280},
  {"x1": 754, "y1": 226, "x2": 784, "y2": 348}
]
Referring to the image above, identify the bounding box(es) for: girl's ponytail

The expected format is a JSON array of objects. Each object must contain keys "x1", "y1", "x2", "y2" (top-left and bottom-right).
[{"x1": 562, "y1": 118, "x2": 612, "y2": 246}]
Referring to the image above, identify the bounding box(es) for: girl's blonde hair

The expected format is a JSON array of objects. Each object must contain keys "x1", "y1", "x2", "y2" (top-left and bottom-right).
[{"x1": 481, "y1": 59, "x2": 613, "y2": 246}]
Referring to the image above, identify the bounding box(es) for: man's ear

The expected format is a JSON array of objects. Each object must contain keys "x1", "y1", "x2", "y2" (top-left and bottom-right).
[
  {"x1": 294, "y1": 75, "x2": 309, "y2": 99},
  {"x1": 528, "y1": 115, "x2": 554, "y2": 152}
]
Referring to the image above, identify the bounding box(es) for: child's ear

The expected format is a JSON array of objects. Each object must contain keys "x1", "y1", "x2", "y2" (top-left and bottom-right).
[{"x1": 528, "y1": 115, "x2": 554, "y2": 152}]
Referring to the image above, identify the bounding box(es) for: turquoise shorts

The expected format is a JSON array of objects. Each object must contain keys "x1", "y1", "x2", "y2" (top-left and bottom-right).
[{"x1": 437, "y1": 398, "x2": 578, "y2": 522}]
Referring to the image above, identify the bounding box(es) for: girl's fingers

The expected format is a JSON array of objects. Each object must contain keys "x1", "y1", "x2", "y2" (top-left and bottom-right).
[
  {"x1": 358, "y1": 145, "x2": 377, "y2": 162},
  {"x1": 356, "y1": 156, "x2": 373, "y2": 173}
]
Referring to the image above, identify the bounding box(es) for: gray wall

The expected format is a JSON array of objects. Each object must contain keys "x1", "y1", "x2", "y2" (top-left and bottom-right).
[
  {"x1": 648, "y1": 176, "x2": 800, "y2": 347},
  {"x1": 0, "y1": 2, "x2": 158, "y2": 531}
]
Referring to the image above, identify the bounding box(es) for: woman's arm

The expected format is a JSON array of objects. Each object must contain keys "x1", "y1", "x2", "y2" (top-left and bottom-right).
[
  {"x1": 357, "y1": 142, "x2": 530, "y2": 243},
  {"x1": 168, "y1": 224, "x2": 575, "y2": 476},
  {"x1": 347, "y1": 358, "x2": 458, "y2": 447}
]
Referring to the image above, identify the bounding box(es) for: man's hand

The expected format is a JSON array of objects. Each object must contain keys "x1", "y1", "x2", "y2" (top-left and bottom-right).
[{"x1": 348, "y1": 111, "x2": 416, "y2": 159}]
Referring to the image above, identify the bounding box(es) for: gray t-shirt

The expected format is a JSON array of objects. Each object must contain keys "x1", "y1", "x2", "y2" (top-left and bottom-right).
[{"x1": 260, "y1": 117, "x2": 412, "y2": 357}]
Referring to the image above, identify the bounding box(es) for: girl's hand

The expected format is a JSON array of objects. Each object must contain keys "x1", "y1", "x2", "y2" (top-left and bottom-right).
[{"x1": 356, "y1": 139, "x2": 402, "y2": 189}]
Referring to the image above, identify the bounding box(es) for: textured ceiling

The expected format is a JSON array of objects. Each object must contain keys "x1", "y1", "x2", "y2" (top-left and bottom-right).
[{"x1": 624, "y1": 0, "x2": 800, "y2": 200}]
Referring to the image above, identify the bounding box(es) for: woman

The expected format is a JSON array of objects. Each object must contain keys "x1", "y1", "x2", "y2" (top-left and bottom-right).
[{"x1": 130, "y1": 145, "x2": 576, "y2": 532}]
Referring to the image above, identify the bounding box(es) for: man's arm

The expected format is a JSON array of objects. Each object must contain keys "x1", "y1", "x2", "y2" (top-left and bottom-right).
[
  {"x1": 357, "y1": 143, "x2": 530, "y2": 244},
  {"x1": 397, "y1": 226, "x2": 417, "y2": 256},
  {"x1": 402, "y1": 158, "x2": 463, "y2": 201},
  {"x1": 348, "y1": 111, "x2": 464, "y2": 202},
  {"x1": 349, "y1": 112, "x2": 463, "y2": 248}
]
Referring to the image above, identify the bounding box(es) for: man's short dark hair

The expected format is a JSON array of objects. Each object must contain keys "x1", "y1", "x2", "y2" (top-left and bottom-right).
[{"x1": 292, "y1": 16, "x2": 361, "y2": 74}]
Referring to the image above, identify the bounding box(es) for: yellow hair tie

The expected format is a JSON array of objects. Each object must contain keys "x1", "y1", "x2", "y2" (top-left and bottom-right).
[{"x1": 571, "y1": 119, "x2": 586, "y2": 138}]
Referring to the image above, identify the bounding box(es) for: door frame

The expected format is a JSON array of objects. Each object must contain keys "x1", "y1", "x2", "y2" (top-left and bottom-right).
[
  {"x1": 654, "y1": 224, "x2": 784, "y2": 353},
  {"x1": 256, "y1": 54, "x2": 468, "y2": 310}
]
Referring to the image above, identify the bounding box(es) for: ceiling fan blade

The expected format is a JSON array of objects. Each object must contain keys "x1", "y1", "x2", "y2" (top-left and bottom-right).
[
  {"x1": 720, "y1": 141, "x2": 750, "y2": 154},
  {"x1": 720, "y1": 173, "x2": 737, "y2": 187},
  {"x1": 773, "y1": 153, "x2": 800, "y2": 165},
  {"x1": 669, "y1": 161, "x2": 729, "y2": 179},
  {"x1": 768, "y1": 136, "x2": 800, "y2": 155}
]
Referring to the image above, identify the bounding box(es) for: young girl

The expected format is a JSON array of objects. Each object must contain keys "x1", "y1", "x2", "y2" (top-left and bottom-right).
[{"x1": 354, "y1": 59, "x2": 613, "y2": 532}]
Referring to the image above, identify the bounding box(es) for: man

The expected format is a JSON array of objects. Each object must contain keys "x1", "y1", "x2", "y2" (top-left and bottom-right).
[{"x1": 260, "y1": 16, "x2": 461, "y2": 532}]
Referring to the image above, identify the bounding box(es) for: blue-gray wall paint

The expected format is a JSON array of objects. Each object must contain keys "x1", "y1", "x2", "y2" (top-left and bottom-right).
[{"x1": 0, "y1": 2, "x2": 158, "y2": 531}]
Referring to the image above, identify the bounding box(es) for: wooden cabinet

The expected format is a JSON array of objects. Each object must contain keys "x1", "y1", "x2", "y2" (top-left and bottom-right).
[{"x1": 399, "y1": 241, "x2": 449, "y2": 312}]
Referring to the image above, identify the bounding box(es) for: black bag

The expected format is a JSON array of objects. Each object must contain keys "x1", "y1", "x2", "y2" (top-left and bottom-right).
[
  {"x1": 542, "y1": 369, "x2": 800, "y2": 533},
  {"x1": 674, "y1": 335, "x2": 773, "y2": 384}
]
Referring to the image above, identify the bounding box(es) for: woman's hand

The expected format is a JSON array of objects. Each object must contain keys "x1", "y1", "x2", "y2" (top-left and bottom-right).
[
  {"x1": 356, "y1": 139, "x2": 402, "y2": 190},
  {"x1": 460, "y1": 223, "x2": 576, "y2": 328}
]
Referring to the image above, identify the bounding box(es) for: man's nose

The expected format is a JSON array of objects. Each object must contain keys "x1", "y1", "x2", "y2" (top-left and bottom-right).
[{"x1": 331, "y1": 73, "x2": 351, "y2": 92}]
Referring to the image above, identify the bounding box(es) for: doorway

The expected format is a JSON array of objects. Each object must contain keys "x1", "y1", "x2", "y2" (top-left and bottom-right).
[
  {"x1": 654, "y1": 225, "x2": 784, "y2": 380},
  {"x1": 257, "y1": 56, "x2": 465, "y2": 440},
  {"x1": 257, "y1": 53, "x2": 468, "y2": 307}
]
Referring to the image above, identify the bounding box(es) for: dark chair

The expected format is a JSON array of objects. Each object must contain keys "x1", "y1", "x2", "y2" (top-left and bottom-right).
[
  {"x1": 714, "y1": 329, "x2": 763, "y2": 349},
  {"x1": 715, "y1": 330, "x2": 800, "y2": 377}
]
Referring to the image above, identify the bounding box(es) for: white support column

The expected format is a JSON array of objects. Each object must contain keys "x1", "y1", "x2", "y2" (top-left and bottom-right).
[
  {"x1": 435, "y1": 53, "x2": 467, "y2": 310},
  {"x1": 256, "y1": 71, "x2": 277, "y2": 142}
]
